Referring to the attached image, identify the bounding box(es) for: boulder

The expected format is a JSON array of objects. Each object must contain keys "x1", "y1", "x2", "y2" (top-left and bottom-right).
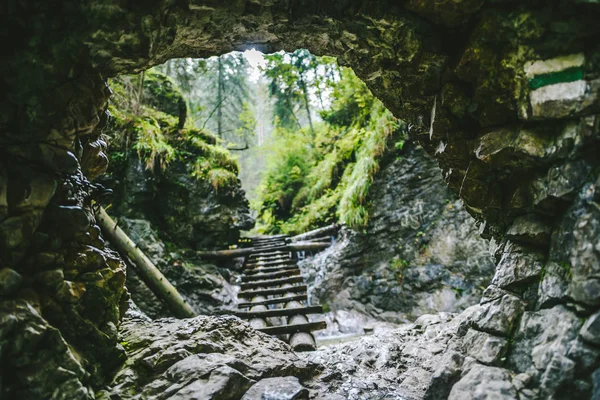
[{"x1": 241, "y1": 376, "x2": 309, "y2": 400}]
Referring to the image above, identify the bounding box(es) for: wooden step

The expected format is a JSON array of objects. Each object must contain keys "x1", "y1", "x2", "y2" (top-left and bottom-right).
[
  {"x1": 238, "y1": 285, "x2": 307, "y2": 298},
  {"x1": 257, "y1": 321, "x2": 327, "y2": 336},
  {"x1": 245, "y1": 259, "x2": 296, "y2": 268},
  {"x1": 238, "y1": 294, "x2": 308, "y2": 308},
  {"x1": 243, "y1": 265, "x2": 299, "y2": 275},
  {"x1": 235, "y1": 305, "x2": 323, "y2": 319},
  {"x1": 241, "y1": 269, "x2": 301, "y2": 282},
  {"x1": 249, "y1": 250, "x2": 289, "y2": 258},
  {"x1": 240, "y1": 276, "x2": 304, "y2": 290}
]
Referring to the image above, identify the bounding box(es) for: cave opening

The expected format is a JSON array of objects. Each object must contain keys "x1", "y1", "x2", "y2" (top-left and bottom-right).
[{"x1": 1, "y1": 1, "x2": 600, "y2": 399}]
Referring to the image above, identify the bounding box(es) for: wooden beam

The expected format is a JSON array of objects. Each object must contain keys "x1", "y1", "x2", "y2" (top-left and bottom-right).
[
  {"x1": 234, "y1": 305, "x2": 323, "y2": 319},
  {"x1": 241, "y1": 269, "x2": 301, "y2": 282},
  {"x1": 197, "y1": 242, "x2": 331, "y2": 260},
  {"x1": 240, "y1": 276, "x2": 304, "y2": 290},
  {"x1": 238, "y1": 285, "x2": 307, "y2": 298},
  {"x1": 243, "y1": 265, "x2": 299, "y2": 275},
  {"x1": 96, "y1": 207, "x2": 196, "y2": 319},
  {"x1": 237, "y1": 294, "x2": 308, "y2": 308},
  {"x1": 291, "y1": 223, "x2": 339, "y2": 242},
  {"x1": 257, "y1": 321, "x2": 327, "y2": 336}
]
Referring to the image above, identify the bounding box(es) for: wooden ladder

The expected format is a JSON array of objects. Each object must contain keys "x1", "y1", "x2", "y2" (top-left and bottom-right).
[{"x1": 233, "y1": 235, "x2": 326, "y2": 351}]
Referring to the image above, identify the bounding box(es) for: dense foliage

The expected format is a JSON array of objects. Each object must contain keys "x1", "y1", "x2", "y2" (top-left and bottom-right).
[
  {"x1": 106, "y1": 71, "x2": 239, "y2": 191},
  {"x1": 254, "y1": 67, "x2": 406, "y2": 234},
  {"x1": 145, "y1": 51, "x2": 406, "y2": 234}
]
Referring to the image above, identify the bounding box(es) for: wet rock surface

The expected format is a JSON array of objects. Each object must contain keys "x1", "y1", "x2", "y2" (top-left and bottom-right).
[
  {"x1": 97, "y1": 313, "x2": 319, "y2": 400},
  {"x1": 301, "y1": 144, "x2": 495, "y2": 329}
]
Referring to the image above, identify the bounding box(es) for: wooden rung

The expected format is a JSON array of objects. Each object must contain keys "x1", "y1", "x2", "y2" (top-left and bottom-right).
[
  {"x1": 243, "y1": 265, "x2": 299, "y2": 275},
  {"x1": 257, "y1": 321, "x2": 327, "y2": 336},
  {"x1": 240, "y1": 276, "x2": 304, "y2": 290},
  {"x1": 242, "y1": 269, "x2": 301, "y2": 282},
  {"x1": 248, "y1": 247, "x2": 289, "y2": 260},
  {"x1": 235, "y1": 305, "x2": 323, "y2": 319},
  {"x1": 237, "y1": 294, "x2": 308, "y2": 308},
  {"x1": 238, "y1": 285, "x2": 307, "y2": 298},
  {"x1": 245, "y1": 259, "x2": 295, "y2": 268}
]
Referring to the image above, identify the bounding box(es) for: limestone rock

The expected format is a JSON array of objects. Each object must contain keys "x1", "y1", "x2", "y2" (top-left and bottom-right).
[
  {"x1": 463, "y1": 329, "x2": 508, "y2": 365},
  {"x1": 505, "y1": 215, "x2": 552, "y2": 247},
  {"x1": 0, "y1": 268, "x2": 22, "y2": 296},
  {"x1": 241, "y1": 376, "x2": 309, "y2": 400},
  {"x1": 97, "y1": 315, "x2": 319, "y2": 399},
  {"x1": 580, "y1": 311, "x2": 600, "y2": 346},
  {"x1": 472, "y1": 293, "x2": 524, "y2": 336},
  {"x1": 507, "y1": 305, "x2": 582, "y2": 374},
  {"x1": 300, "y1": 145, "x2": 495, "y2": 327},
  {"x1": 0, "y1": 299, "x2": 90, "y2": 399},
  {"x1": 448, "y1": 364, "x2": 517, "y2": 400},
  {"x1": 491, "y1": 242, "x2": 545, "y2": 290}
]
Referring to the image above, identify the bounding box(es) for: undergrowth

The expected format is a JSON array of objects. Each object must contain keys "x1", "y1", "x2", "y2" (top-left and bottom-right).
[
  {"x1": 107, "y1": 71, "x2": 239, "y2": 192},
  {"x1": 253, "y1": 68, "x2": 405, "y2": 234}
]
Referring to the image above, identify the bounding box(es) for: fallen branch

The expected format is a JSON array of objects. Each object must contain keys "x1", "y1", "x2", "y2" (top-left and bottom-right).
[{"x1": 96, "y1": 207, "x2": 196, "y2": 319}]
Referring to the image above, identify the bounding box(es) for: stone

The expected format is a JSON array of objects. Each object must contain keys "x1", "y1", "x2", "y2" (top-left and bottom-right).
[
  {"x1": 424, "y1": 350, "x2": 464, "y2": 400},
  {"x1": 55, "y1": 281, "x2": 87, "y2": 303},
  {"x1": 580, "y1": 311, "x2": 600, "y2": 346},
  {"x1": 241, "y1": 376, "x2": 309, "y2": 400},
  {"x1": 463, "y1": 329, "x2": 508, "y2": 365},
  {"x1": 566, "y1": 339, "x2": 600, "y2": 375},
  {"x1": 539, "y1": 353, "x2": 575, "y2": 397},
  {"x1": 507, "y1": 305, "x2": 582, "y2": 373},
  {"x1": 473, "y1": 293, "x2": 524, "y2": 336},
  {"x1": 448, "y1": 364, "x2": 517, "y2": 400},
  {"x1": 511, "y1": 373, "x2": 531, "y2": 391},
  {"x1": 505, "y1": 215, "x2": 552, "y2": 247},
  {"x1": 529, "y1": 79, "x2": 600, "y2": 120},
  {"x1": 491, "y1": 242, "x2": 545, "y2": 289},
  {"x1": 33, "y1": 268, "x2": 64, "y2": 291},
  {"x1": 169, "y1": 365, "x2": 255, "y2": 400},
  {"x1": 0, "y1": 299, "x2": 89, "y2": 399},
  {"x1": 97, "y1": 315, "x2": 320, "y2": 399},
  {"x1": 592, "y1": 368, "x2": 600, "y2": 400},
  {"x1": 0, "y1": 268, "x2": 22, "y2": 296}
]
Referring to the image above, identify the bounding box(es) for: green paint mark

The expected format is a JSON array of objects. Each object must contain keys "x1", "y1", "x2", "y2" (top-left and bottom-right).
[{"x1": 529, "y1": 66, "x2": 584, "y2": 90}]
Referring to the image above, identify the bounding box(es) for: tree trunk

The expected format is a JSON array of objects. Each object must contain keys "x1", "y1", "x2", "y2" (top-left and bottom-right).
[
  {"x1": 299, "y1": 75, "x2": 315, "y2": 137},
  {"x1": 135, "y1": 71, "x2": 145, "y2": 116},
  {"x1": 96, "y1": 207, "x2": 196, "y2": 319},
  {"x1": 217, "y1": 56, "x2": 224, "y2": 137}
]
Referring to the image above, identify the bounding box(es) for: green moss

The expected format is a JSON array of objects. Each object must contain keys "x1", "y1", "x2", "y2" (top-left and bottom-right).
[{"x1": 107, "y1": 73, "x2": 239, "y2": 191}]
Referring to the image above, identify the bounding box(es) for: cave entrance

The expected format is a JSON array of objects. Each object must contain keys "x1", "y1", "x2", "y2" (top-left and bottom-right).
[{"x1": 103, "y1": 47, "x2": 495, "y2": 343}]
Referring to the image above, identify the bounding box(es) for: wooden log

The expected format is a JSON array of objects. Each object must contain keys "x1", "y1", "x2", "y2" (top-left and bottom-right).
[
  {"x1": 238, "y1": 284, "x2": 307, "y2": 298},
  {"x1": 241, "y1": 269, "x2": 301, "y2": 282},
  {"x1": 197, "y1": 242, "x2": 331, "y2": 260},
  {"x1": 96, "y1": 207, "x2": 196, "y2": 319},
  {"x1": 249, "y1": 295, "x2": 268, "y2": 329},
  {"x1": 291, "y1": 223, "x2": 339, "y2": 242},
  {"x1": 243, "y1": 265, "x2": 299, "y2": 275},
  {"x1": 256, "y1": 321, "x2": 327, "y2": 336},
  {"x1": 234, "y1": 305, "x2": 323, "y2": 319},
  {"x1": 240, "y1": 276, "x2": 304, "y2": 290},
  {"x1": 286, "y1": 299, "x2": 318, "y2": 351},
  {"x1": 237, "y1": 294, "x2": 307, "y2": 308}
]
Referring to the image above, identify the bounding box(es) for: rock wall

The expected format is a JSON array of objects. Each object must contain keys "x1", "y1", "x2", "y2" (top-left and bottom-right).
[
  {"x1": 301, "y1": 141, "x2": 495, "y2": 327},
  {"x1": 1, "y1": 1, "x2": 599, "y2": 398}
]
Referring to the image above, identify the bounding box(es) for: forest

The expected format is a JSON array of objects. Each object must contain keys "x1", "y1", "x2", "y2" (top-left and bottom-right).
[{"x1": 112, "y1": 49, "x2": 408, "y2": 236}]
